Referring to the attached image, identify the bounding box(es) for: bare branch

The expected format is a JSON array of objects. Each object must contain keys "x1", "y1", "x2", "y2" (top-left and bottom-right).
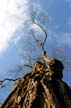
[
  {"x1": 0, "y1": 78, "x2": 21, "y2": 88},
  {"x1": 9, "y1": 64, "x2": 33, "y2": 74},
  {"x1": 30, "y1": 22, "x2": 47, "y2": 55},
  {"x1": 0, "y1": 78, "x2": 21, "y2": 82},
  {"x1": 18, "y1": 64, "x2": 33, "y2": 70},
  {"x1": 33, "y1": 20, "x2": 47, "y2": 46}
]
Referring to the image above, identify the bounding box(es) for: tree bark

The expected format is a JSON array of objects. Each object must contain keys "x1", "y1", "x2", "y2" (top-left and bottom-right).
[{"x1": 1, "y1": 60, "x2": 71, "y2": 108}]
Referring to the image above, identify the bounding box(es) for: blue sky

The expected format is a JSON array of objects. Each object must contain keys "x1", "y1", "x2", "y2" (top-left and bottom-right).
[{"x1": 0, "y1": 0, "x2": 71, "y2": 103}]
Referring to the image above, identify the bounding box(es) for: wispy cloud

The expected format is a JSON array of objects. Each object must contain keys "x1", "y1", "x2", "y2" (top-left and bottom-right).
[
  {"x1": 0, "y1": 0, "x2": 30, "y2": 53},
  {"x1": 60, "y1": 32, "x2": 71, "y2": 46},
  {"x1": 47, "y1": 29, "x2": 71, "y2": 47}
]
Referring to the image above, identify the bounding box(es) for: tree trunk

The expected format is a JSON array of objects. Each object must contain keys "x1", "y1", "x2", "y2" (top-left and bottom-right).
[{"x1": 1, "y1": 60, "x2": 71, "y2": 108}]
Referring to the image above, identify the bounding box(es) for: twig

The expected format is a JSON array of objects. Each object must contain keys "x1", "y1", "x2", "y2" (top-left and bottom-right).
[
  {"x1": 0, "y1": 78, "x2": 21, "y2": 88},
  {"x1": 20, "y1": 64, "x2": 33, "y2": 68}
]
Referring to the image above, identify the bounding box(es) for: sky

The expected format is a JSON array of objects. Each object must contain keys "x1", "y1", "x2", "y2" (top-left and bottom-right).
[{"x1": 0, "y1": 0, "x2": 71, "y2": 103}]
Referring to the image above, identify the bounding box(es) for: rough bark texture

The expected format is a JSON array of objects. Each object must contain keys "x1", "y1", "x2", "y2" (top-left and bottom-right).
[{"x1": 1, "y1": 59, "x2": 71, "y2": 108}]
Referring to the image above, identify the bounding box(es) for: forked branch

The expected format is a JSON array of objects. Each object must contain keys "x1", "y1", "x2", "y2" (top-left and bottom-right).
[{"x1": 31, "y1": 20, "x2": 54, "y2": 62}]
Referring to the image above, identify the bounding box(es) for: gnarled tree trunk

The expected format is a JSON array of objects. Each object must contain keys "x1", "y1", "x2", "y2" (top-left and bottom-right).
[{"x1": 1, "y1": 60, "x2": 71, "y2": 108}]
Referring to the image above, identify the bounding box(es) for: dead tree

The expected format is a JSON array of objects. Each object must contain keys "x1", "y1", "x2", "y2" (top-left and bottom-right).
[
  {"x1": 1, "y1": 58, "x2": 71, "y2": 108},
  {"x1": 1, "y1": 8, "x2": 71, "y2": 108}
]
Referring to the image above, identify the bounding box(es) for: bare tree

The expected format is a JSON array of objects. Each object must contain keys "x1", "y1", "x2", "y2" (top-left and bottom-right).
[
  {"x1": 0, "y1": 3, "x2": 71, "y2": 108},
  {"x1": 0, "y1": 5, "x2": 50, "y2": 103}
]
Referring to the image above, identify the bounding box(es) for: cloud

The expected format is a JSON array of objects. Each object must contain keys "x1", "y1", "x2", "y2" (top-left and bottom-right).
[
  {"x1": 58, "y1": 33, "x2": 71, "y2": 47},
  {"x1": 47, "y1": 29, "x2": 71, "y2": 47},
  {"x1": 0, "y1": 0, "x2": 30, "y2": 53},
  {"x1": 60, "y1": 32, "x2": 71, "y2": 46}
]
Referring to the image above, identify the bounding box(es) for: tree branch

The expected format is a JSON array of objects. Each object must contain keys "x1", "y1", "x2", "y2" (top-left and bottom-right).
[
  {"x1": 30, "y1": 20, "x2": 54, "y2": 63},
  {"x1": 19, "y1": 64, "x2": 33, "y2": 70},
  {"x1": 0, "y1": 78, "x2": 21, "y2": 88},
  {"x1": 30, "y1": 22, "x2": 47, "y2": 54},
  {"x1": 33, "y1": 21, "x2": 47, "y2": 46}
]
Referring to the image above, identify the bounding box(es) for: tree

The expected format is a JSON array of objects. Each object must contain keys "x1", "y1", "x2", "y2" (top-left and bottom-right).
[
  {"x1": 0, "y1": 3, "x2": 49, "y2": 104},
  {"x1": 0, "y1": 3, "x2": 71, "y2": 108},
  {"x1": 1, "y1": 44, "x2": 71, "y2": 108}
]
